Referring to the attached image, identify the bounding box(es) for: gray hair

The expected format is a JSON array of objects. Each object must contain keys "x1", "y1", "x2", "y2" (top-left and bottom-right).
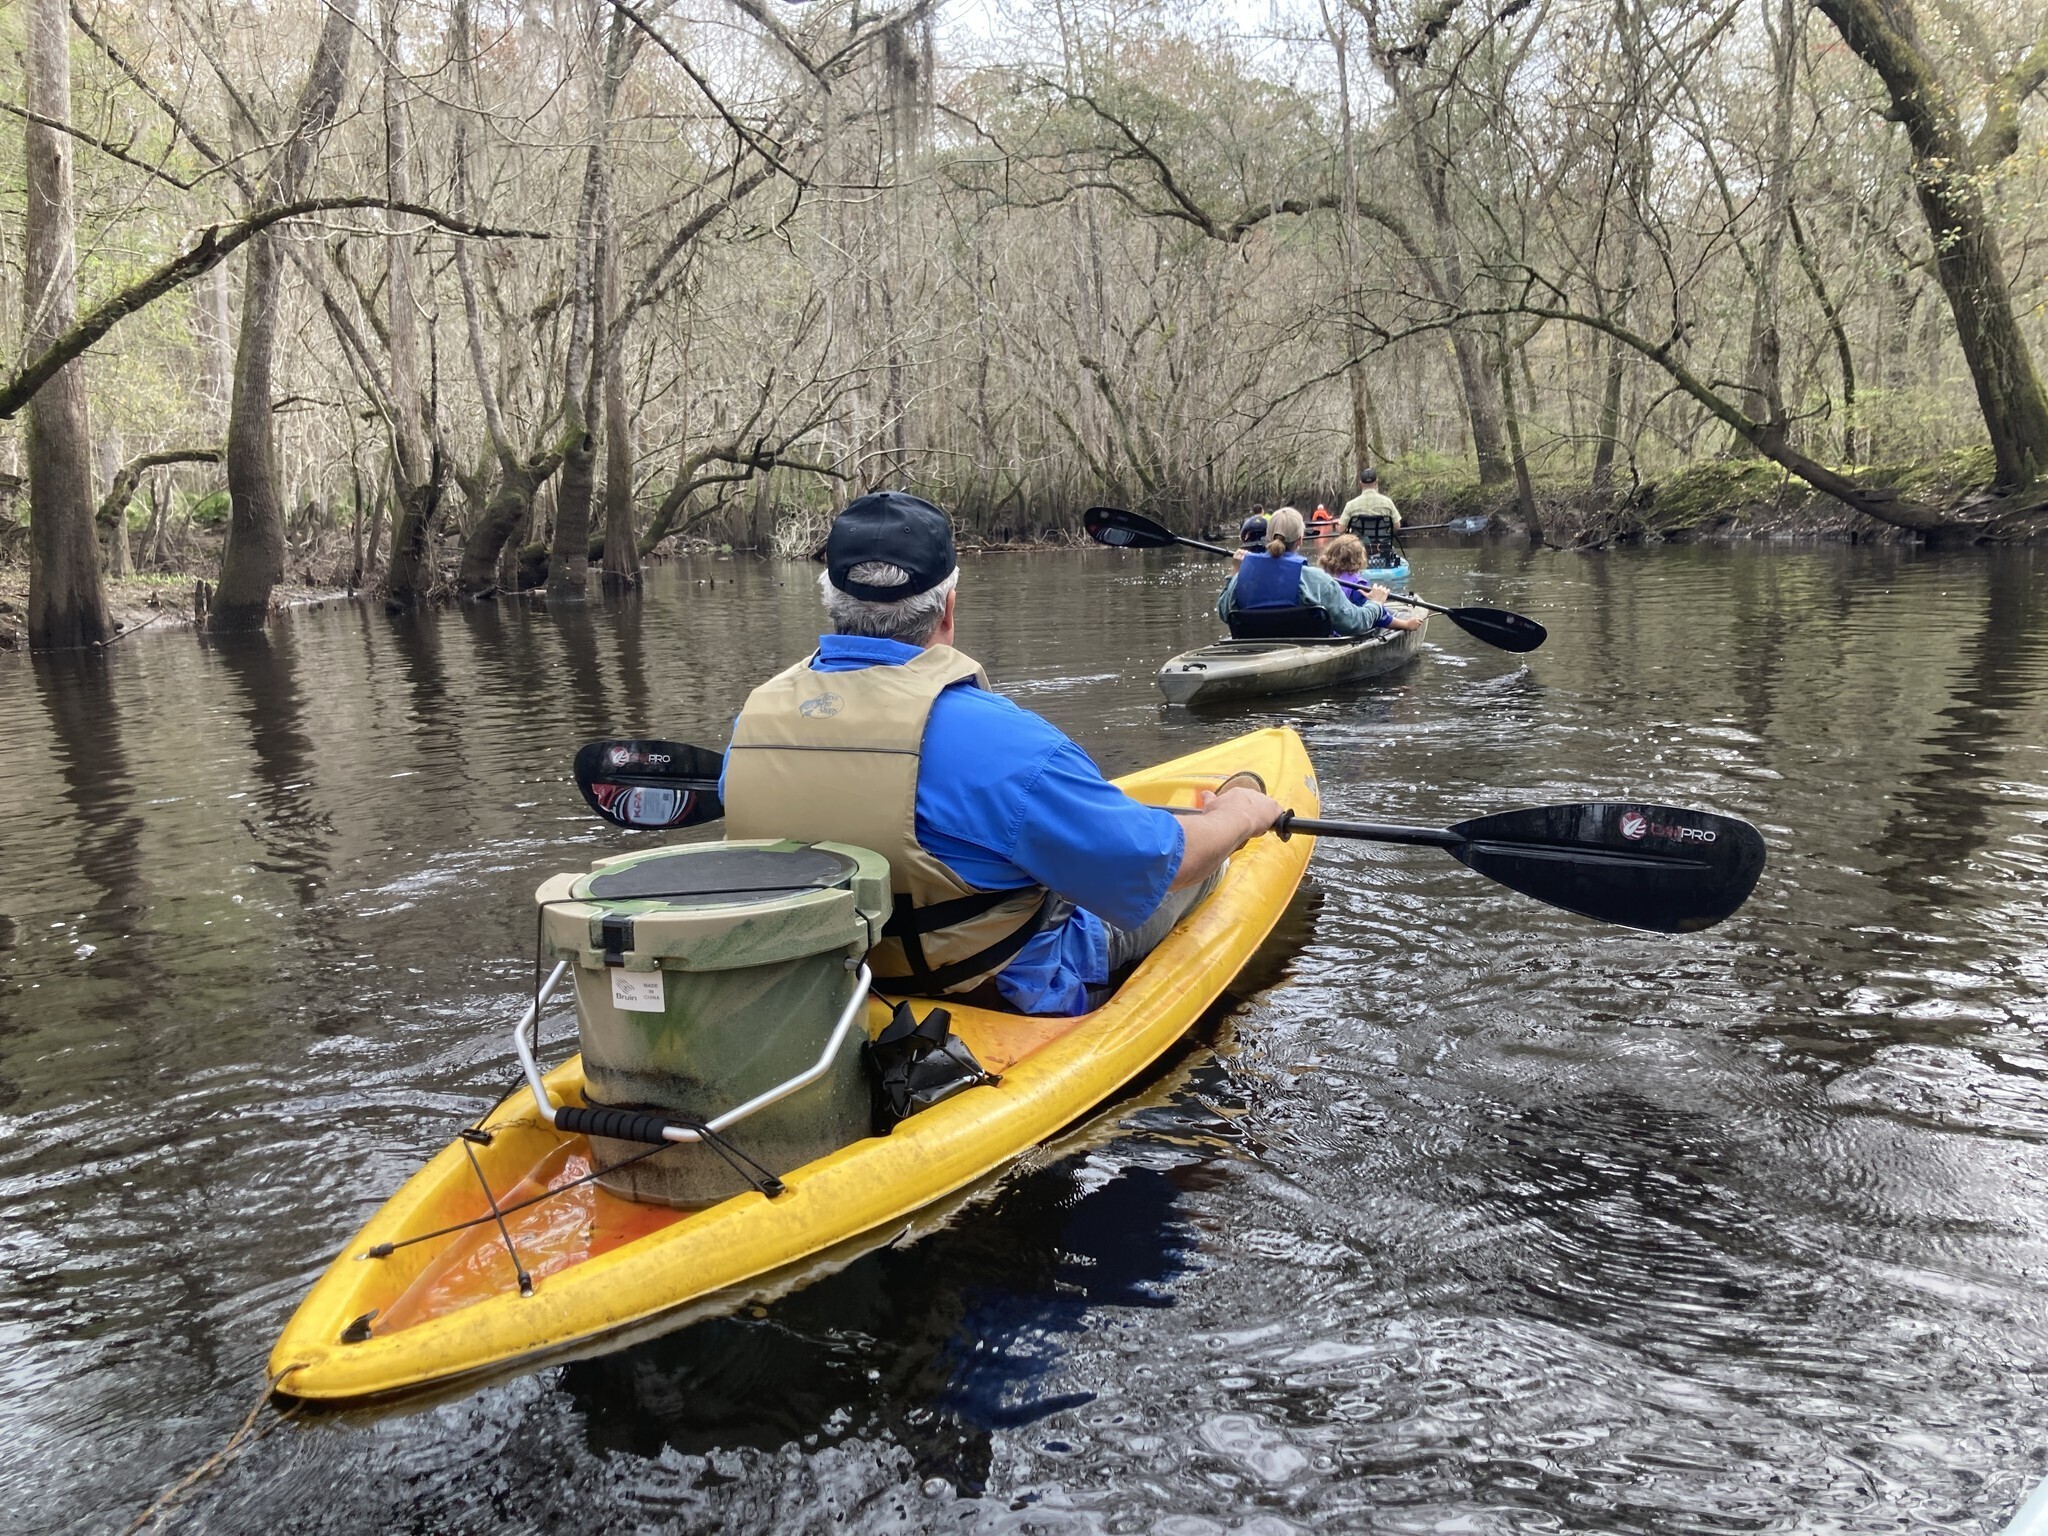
[{"x1": 818, "y1": 563, "x2": 959, "y2": 644}]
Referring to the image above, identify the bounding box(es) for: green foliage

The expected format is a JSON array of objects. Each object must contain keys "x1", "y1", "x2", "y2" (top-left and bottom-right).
[
  {"x1": 1872, "y1": 445, "x2": 2000, "y2": 501},
  {"x1": 1640, "y1": 462, "x2": 1796, "y2": 531},
  {"x1": 187, "y1": 491, "x2": 231, "y2": 528}
]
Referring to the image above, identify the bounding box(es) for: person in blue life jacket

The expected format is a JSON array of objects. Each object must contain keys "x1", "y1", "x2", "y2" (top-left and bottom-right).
[
  {"x1": 1217, "y1": 507, "x2": 1423, "y2": 636},
  {"x1": 719, "y1": 491, "x2": 1283, "y2": 1017}
]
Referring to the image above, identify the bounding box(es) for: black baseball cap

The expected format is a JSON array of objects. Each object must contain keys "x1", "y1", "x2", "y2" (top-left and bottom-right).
[
  {"x1": 825, "y1": 492, "x2": 957, "y2": 600},
  {"x1": 1358, "y1": 466, "x2": 1378, "y2": 484}
]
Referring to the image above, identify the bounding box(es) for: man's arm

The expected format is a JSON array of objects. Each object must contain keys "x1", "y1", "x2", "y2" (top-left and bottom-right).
[{"x1": 1170, "y1": 785, "x2": 1283, "y2": 890}]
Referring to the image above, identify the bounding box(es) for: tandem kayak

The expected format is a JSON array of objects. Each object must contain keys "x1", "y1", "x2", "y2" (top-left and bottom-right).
[
  {"x1": 270, "y1": 728, "x2": 1318, "y2": 1403},
  {"x1": 1157, "y1": 610, "x2": 1427, "y2": 706}
]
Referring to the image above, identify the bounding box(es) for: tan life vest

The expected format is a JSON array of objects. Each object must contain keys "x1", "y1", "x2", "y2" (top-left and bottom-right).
[{"x1": 723, "y1": 644, "x2": 1053, "y2": 995}]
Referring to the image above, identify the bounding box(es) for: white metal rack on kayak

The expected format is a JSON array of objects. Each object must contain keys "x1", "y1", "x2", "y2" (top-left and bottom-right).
[{"x1": 513, "y1": 958, "x2": 875, "y2": 1144}]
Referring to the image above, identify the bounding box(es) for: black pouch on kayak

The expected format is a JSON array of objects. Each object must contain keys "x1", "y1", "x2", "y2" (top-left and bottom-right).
[{"x1": 865, "y1": 1001, "x2": 998, "y2": 1133}]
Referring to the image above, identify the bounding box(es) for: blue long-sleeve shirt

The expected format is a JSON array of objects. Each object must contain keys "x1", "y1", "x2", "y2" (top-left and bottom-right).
[{"x1": 723, "y1": 635, "x2": 1187, "y2": 1015}]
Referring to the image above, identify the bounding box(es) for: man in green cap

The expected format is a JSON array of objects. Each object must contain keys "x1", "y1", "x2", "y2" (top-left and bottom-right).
[{"x1": 1341, "y1": 466, "x2": 1401, "y2": 532}]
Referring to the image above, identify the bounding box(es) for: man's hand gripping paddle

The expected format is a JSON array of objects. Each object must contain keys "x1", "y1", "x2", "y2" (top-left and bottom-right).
[
  {"x1": 575, "y1": 739, "x2": 1765, "y2": 932},
  {"x1": 1083, "y1": 504, "x2": 1547, "y2": 654}
]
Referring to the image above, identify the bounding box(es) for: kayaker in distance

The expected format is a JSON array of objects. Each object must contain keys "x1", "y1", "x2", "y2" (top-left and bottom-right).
[
  {"x1": 722, "y1": 491, "x2": 1283, "y2": 1016},
  {"x1": 1342, "y1": 465, "x2": 1402, "y2": 534},
  {"x1": 1318, "y1": 533, "x2": 1376, "y2": 605},
  {"x1": 1218, "y1": 507, "x2": 1424, "y2": 636},
  {"x1": 1308, "y1": 502, "x2": 1336, "y2": 536}
]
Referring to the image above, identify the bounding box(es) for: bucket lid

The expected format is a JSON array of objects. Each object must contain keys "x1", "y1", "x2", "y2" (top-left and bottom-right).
[
  {"x1": 576, "y1": 845, "x2": 860, "y2": 907},
  {"x1": 538, "y1": 840, "x2": 891, "y2": 971}
]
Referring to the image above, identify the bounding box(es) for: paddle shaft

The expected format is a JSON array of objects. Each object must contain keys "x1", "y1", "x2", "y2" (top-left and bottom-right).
[{"x1": 1275, "y1": 812, "x2": 1460, "y2": 849}]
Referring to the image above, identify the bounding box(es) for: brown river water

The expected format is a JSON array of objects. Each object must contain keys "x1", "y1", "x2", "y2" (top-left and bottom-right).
[{"x1": 3, "y1": 539, "x2": 2047, "y2": 1533}]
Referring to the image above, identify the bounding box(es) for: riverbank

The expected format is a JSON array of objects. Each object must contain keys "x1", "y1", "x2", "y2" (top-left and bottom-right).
[
  {"x1": 1394, "y1": 449, "x2": 2007, "y2": 548},
  {"x1": 0, "y1": 451, "x2": 2008, "y2": 649},
  {"x1": 0, "y1": 572, "x2": 353, "y2": 648}
]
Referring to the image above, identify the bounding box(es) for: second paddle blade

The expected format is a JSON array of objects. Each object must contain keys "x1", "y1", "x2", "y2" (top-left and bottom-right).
[
  {"x1": 1445, "y1": 605, "x2": 1547, "y2": 653},
  {"x1": 1084, "y1": 505, "x2": 1176, "y2": 549},
  {"x1": 1447, "y1": 802, "x2": 1766, "y2": 932},
  {"x1": 573, "y1": 738, "x2": 726, "y2": 829}
]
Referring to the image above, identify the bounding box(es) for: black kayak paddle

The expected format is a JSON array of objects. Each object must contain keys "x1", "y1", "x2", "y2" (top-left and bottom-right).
[
  {"x1": 1276, "y1": 802, "x2": 1765, "y2": 933},
  {"x1": 1084, "y1": 504, "x2": 1546, "y2": 654},
  {"x1": 572, "y1": 738, "x2": 725, "y2": 830},
  {"x1": 574, "y1": 737, "x2": 1764, "y2": 932}
]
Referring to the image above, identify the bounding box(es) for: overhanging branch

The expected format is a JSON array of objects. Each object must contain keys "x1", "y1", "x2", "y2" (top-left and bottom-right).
[{"x1": 0, "y1": 198, "x2": 546, "y2": 421}]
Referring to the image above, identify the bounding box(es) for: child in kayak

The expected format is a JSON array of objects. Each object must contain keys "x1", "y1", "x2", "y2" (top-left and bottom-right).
[
  {"x1": 1217, "y1": 508, "x2": 1422, "y2": 636},
  {"x1": 1318, "y1": 534, "x2": 1374, "y2": 605}
]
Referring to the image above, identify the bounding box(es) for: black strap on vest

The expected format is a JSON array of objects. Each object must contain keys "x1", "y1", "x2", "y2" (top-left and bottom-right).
[{"x1": 880, "y1": 887, "x2": 1055, "y2": 993}]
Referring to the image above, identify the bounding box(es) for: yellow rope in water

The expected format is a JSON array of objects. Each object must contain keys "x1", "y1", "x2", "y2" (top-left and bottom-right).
[{"x1": 126, "y1": 1365, "x2": 302, "y2": 1533}]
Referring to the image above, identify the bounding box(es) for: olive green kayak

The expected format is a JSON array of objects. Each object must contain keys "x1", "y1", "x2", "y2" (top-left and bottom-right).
[{"x1": 1156, "y1": 611, "x2": 1426, "y2": 705}]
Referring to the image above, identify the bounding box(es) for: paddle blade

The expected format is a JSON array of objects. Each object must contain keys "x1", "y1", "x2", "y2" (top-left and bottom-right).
[
  {"x1": 573, "y1": 739, "x2": 725, "y2": 829},
  {"x1": 1444, "y1": 605, "x2": 1547, "y2": 652},
  {"x1": 1084, "y1": 505, "x2": 1179, "y2": 549},
  {"x1": 1446, "y1": 802, "x2": 1766, "y2": 932}
]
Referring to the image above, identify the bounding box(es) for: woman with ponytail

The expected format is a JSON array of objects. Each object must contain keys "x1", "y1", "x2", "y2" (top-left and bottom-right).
[{"x1": 1217, "y1": 506, "x2": 1423, "y2": 638}]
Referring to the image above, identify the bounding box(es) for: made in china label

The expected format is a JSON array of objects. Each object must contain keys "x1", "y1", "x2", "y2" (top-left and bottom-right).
[{"x1": 610, "y1": 969, "x2": 665, "y2": 1012}]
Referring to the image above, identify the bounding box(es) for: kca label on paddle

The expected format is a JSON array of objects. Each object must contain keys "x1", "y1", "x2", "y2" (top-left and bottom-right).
[{"x1": 610, "y1": 969, "x2": 666, "y2": 1013}]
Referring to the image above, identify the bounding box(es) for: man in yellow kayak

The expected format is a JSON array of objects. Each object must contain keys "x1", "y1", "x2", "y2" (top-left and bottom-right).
[{"x1": 721, "y1": 491, "x2": 1281, "y2": 1015}]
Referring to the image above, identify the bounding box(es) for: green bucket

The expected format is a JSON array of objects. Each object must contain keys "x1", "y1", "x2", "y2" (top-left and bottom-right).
[{"x1": 535, "y1": 839, "x2": 889, "y2": 1207}]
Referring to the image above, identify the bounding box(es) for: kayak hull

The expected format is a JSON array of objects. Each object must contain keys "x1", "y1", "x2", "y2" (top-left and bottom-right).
[
  {"x1": 270, "y1": 728, "x2": 1318, "y2": 1403},
  {"x1": 1157, "y1": 611, "x2": 1427, "y2": 706}
]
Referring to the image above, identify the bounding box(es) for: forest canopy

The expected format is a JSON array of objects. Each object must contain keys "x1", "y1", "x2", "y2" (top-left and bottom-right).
[{"x1": 3, "y1": 0, "x2": 2046, "y2": 643}]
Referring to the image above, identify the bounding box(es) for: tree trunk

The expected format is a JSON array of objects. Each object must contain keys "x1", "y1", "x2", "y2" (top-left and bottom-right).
[
  {"x1": 1590, "y1": 327, "x2": 1628, "y2": 494},
  {"x1": 364, "y1": 480, "x2": 388, "y2": 578},
  {"x1": 375, "y1": 0, "x2": 444, "y2": 610},
  {"x1": 548, "y1": 8, "x2": 628, "y2": 600},
  {"x1": 600, "y1": 217, "x2": 639, "y2": 591},
  {"x1": 550, "y1": 436, "x2": 598, "y2": 592},
  {"x1": 1812, "y1": 0, "x2": 2048, "y2": 489},
  {"x1": 459, "y1": 454, "x2": 559, "y2": 593},
  {"x1": 210, "y1": 0, "x2": 359, "y2": 631},
  {"x1": 1788, "y1": 204, "x2": 1858, "y2": 464},
  {"x1": 1499, "y1": 347, "x2": 1542, "y2": 543},
  {"x1": 22, "y1": 0, "x2": 112, "y2": 650},
  {"x1": 1735, "y1": 0, "x2": 1798, "y2": 457}
]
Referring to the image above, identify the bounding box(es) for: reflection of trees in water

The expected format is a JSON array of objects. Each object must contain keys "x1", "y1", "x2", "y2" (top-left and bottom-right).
[
  {"x1": 30, "y1": 651, "x2": 151, "y2": 924},
  {"x1": 211, "y1": 630, "x2": 332, "y2": 905},
  {"x1": 1872, "y1": 553, "x2": 2048, "y2": 908},
  {"x1": 11, "y1": 653, "x2": 162, "y2": 1112},
  {"x1": 550, "y1": 600, "x2": 615, "y2": 742},
  {"x1": 562, "y1": 1157, "x2": 1198, "y2": 1495}
]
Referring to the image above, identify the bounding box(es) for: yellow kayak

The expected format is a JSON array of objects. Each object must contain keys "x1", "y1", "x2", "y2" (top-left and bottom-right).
[{"x1": 270, "y1": 727, "x2": 1318, "y2": 1402}]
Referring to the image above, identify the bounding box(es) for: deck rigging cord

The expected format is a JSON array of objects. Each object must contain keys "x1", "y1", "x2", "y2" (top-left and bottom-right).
[{"x1": 358, "y1": 889, "x2": 794, "y2": 1283}]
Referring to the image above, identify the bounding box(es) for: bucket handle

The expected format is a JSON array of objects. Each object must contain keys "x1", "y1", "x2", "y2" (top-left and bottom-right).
[{"x1": 513, "y1": 960, "x2": 875, "y2": 1145}]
